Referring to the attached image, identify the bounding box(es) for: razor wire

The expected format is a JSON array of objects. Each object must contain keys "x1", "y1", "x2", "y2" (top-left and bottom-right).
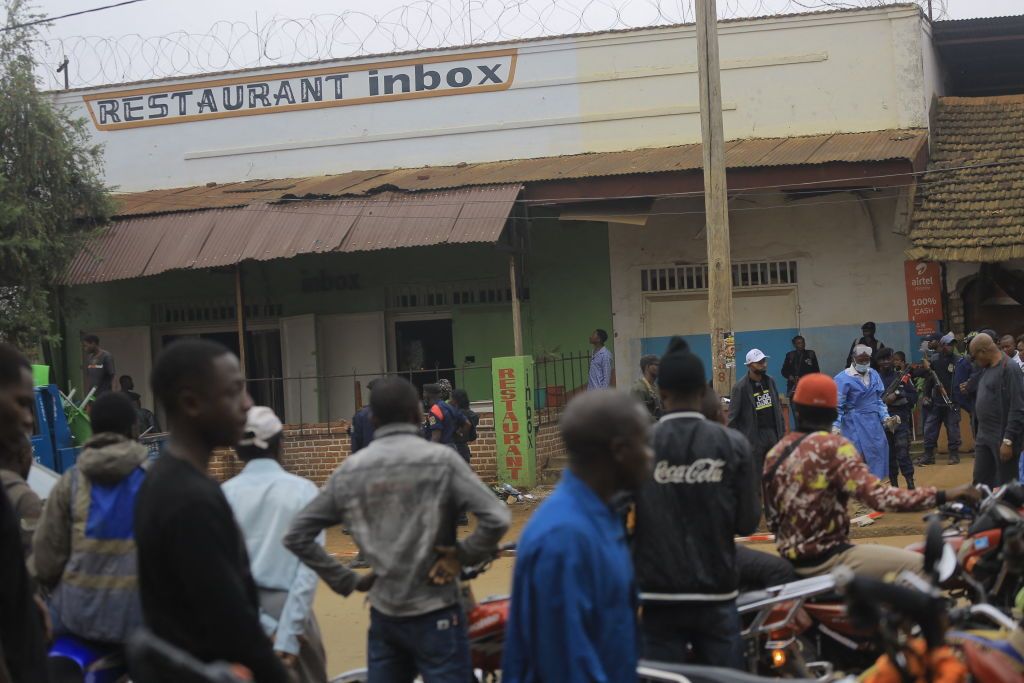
[{"x1": 30, "y1": 0, "x2": 947, "y2": 89}]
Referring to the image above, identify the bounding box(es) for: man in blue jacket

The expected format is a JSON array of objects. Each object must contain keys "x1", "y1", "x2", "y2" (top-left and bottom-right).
[{"x1": 503, "y1": 390, "x2": 653, "y2": 683}]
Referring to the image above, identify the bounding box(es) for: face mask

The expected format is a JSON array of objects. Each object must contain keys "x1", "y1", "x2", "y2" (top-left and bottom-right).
[{"x1": 854, "y1": 363, "x2": 870, "y2": 374}]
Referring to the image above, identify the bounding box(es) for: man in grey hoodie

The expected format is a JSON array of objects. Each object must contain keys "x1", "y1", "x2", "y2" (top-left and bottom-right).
[{"x1": 33, "y1": 392, "x2": 150, "y2": 646}]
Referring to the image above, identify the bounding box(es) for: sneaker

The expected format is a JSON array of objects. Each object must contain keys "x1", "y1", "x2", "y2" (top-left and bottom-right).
[
  {"x1": 914, "y1": 457, "x2": 934, "y2": 466},
  {"x1": 948, "y1": 454, "x2": 960, "y2": 465}
]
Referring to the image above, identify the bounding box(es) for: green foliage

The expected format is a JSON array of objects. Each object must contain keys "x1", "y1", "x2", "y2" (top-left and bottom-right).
[{"x1": 0, "y1": 0, "x2": 112, "y2": 351}]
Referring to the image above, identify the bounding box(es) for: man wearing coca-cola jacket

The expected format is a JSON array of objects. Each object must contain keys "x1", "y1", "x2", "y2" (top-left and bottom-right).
[{"x1": 632, "y1": 337, "x2": 760, "y2": 669}]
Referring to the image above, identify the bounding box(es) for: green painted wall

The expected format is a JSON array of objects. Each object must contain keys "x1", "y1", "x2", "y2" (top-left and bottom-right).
[
  {"x1": 525, "y1": 217, "x2": 614, "y2": 360},
  {"x1": 63, "y1": 220, "x2": 614, "y2": 401}
]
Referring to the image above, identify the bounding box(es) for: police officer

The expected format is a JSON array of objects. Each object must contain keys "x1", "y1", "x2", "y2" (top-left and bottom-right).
[
  {"x1": 877, "y1": 348, "x2": 917, "y2": 489},
  {"x1": 423, "y1": 383, "x2": 467, "y2": 447},
  {"x1": 349, "y1": 379, "x2": 379, "y2": 454},
  {"x1": 919, "y1": 332, "x2": 962, "y2": 466}
]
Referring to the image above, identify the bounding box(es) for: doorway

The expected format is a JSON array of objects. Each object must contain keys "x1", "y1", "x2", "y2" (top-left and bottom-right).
[
  {"x1": 159, "y1": 329, "x2": 285, "y2": 420},
  {"x1": 394, "y1": 318, "x2": 455, "y2": 395}
]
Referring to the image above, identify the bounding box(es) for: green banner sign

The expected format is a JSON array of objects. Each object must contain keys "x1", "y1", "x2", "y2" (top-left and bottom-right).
[{"x1": 492, "y1": 355, "x2": 536, "y2": 487}]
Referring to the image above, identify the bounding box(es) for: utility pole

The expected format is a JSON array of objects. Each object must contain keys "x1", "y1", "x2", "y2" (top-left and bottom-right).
[{"x1": 695, "y1": 0, "x2": 735, "y2": 397}]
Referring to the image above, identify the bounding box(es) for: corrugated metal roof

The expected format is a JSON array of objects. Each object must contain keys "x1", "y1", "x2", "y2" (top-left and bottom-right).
[
  {"x1": 66, "y1": 185, "x2": 522, "y2": 285},
  {"x1": 110, "y1": 129, "x2": 928, "y2": 218}
]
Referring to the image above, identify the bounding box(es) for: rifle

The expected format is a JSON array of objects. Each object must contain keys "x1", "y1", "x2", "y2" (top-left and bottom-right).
[
  {"x1": 882, "y1": 369, "x2": 912, "y2": 405},
  {"x1": 923, "y1": 366, "x2": 954, "y2": 408}
]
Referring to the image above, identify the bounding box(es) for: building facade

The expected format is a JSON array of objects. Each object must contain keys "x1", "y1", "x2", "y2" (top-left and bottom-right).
[{"x1": 60, "y1": 4, "x2": 942, "y2": 432}]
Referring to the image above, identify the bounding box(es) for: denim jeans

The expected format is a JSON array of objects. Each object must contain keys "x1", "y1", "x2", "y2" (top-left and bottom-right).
[
  {"x1": 641, "y1": 600, "x2": 743, "y2": 669},
  {"x1": 368, "y1": 605, "x2": 471, "y2": 683}
]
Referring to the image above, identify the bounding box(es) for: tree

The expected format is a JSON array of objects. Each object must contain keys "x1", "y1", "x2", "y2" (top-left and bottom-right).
[{"x1": 0, "y1": 0, "x2": 112, "y2": 354}]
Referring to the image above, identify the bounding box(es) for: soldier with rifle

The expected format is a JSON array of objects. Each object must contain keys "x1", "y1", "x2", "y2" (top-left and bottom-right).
[
  {"x1": 877, "y1": 348, "x2": 918, "y2": 489},
  {"x1": 918, "y1": 333, "x2": 961, "y2": 466}
]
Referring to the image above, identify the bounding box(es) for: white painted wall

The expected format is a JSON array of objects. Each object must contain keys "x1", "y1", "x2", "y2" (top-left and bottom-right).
[
  {"x1": 54, "y1": 6, "x2": 935, "y2": 191},
  {"x1": 608, "y1": 190, "x2": 916, "y2": 380}
]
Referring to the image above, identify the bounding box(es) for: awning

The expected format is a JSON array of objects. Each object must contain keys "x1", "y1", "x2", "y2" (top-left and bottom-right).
[{"x1": 65, "y1": 185, "x2": 522, "y2": 285}]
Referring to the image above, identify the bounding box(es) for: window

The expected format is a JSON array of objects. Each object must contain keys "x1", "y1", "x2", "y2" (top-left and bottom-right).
[
  {"x1": 389, "y1": 279, "x2": 529, "y2": 310},
  {"x1": 640, "y1": 260, "x2": 798, "y2": 293}
]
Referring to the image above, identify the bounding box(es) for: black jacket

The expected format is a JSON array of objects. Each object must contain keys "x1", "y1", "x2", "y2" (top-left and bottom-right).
[
  {"x1": 977, "y1": 354, "x2": 1024, "y2": 453},
  {"x1": 135, "y1": 455, "x2": 288, "y2": 683},
  {"x1": 0, "y1": 487, "x2": 49, "y2": 683},
  {"x1": 780, "y1": 350, "x2": 820, "y2": 394},
  {"x1": 633, "y1": 413, "x2": 759, "y2": 602},
  {"x1": 728, "y1": 374, "x2": 785, "y2": 451}
]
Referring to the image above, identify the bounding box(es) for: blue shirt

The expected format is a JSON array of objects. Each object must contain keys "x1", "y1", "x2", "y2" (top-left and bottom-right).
[
  {"x1": 222, "y1": 459, "x2": 323, "y2": 656},
  {"x1": 351, "y1": 406, "x2": 375, "y2": 453},
  {"x1": 502, "y1": 470, "x2": 638, "y2": 683},
  {"x1": 588, "y1": 347, "x2": 613, "y2": 390}
]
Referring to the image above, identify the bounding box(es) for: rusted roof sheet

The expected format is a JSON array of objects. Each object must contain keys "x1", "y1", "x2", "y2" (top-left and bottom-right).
[
  {"x1": 909, "y1": 96, "x2": 1024, "y2": 263},
  {"x1": 65, "y1": 218, "x2": 163, "y2": 285},
  {"x1": 66, "y1": 185, "x2": 522, "y2": 285},
  {"x1": 110, "y1": 129, "x2": 927, "y2": 217}
]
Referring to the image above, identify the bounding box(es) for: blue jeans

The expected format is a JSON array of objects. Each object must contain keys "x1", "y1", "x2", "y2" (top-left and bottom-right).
[
  {"x1": 641, "y1": 600, "x2": 743, "y2": 669},
  {"x1": 368, "y1": 605, "x2": 471, "y2": 683}
]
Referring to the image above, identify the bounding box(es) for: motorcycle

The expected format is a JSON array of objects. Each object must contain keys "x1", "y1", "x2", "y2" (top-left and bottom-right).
[
  {"x1": 905, "y1": 482, "x2": 1024, "y2": 609},
  {"x1": 331, "y1": 543, "x2": 517, "y2": 683},
  {"x1": 838, "y1": 520, "x2": 1024, "y2": 683},
  {"x1": 48, "y1": 636, "x2": 128, "y2": 683},
  {"x1": 736, "y1": 573, "x2": 882, "y2": 677},
  {"x1": 736, "y1": 574, "x2": 838, "y2": 679}
]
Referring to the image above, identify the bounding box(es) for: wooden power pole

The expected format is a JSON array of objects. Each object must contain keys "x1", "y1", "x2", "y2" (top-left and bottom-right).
[{"x1": 695, "y1": 0, "x2": 735, "y2": 397}]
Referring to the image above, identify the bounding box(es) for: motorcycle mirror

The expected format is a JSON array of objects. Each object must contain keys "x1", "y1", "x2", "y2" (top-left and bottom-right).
[{"x1": 923, "y1": 517, "x2": 945, "y2": 582}]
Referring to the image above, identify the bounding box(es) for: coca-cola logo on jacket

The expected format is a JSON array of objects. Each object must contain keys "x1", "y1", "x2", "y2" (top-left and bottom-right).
[{"x1": 653, "y1": 459, "x2": 726, "y2": 484}]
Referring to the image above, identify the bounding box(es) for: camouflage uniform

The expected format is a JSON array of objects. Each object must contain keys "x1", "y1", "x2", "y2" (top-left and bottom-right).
[{"x1": 764, "y1": 432, "x2": 937, "y2": 566}]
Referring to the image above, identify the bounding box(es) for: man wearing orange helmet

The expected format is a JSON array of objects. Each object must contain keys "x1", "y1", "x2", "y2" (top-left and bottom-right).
[{"x1": 763, "y1": 373, "x2": 979, "y2": 579}]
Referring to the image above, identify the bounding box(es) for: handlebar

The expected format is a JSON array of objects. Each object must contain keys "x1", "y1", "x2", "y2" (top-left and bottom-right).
[{"x1": 459, "y1": 542, "x2": 517, "y2": 581}]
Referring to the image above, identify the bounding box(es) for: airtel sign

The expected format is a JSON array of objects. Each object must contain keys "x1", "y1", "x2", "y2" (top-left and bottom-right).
[{"x1": 904, "y1": 261, "x2": 944, "y2": 324}]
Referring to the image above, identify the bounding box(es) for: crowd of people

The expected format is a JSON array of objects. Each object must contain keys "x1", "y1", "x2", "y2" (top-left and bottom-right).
[
  {"x1": 0, "y1": 318, "x2": 1021, "y2": 682},
  {"x1": 610, "y1": 321, "x2": 1024, "y2": 489}
]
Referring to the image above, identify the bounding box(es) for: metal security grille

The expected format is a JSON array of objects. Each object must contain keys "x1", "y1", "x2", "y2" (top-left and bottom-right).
[
  {"x1": 152, "y1": 301, "x2": 283, "y2": 324},
  {"x1": 640, "y1": 260, "x2": 798, "y2": 293},
  {"x1": 389, "y1": 280, "x2": 529, "y2": 310}
]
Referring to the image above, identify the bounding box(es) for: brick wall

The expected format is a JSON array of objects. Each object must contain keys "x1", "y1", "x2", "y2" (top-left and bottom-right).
[
  {"x1": 209, "y1": 413, "x2": 499, "y2": 486},
  {"x1": 535, "y1": 420, "x2": 566, "y2": 469}
]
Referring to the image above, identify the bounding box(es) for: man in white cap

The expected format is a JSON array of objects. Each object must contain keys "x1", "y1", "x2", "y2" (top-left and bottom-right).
[
  {"x1": 223, "y1": 407, "x2": 328, "y2": 682},
  {"x1": 919, "y1": 332, "x2": 962, "y2": 466},
  {"x1": 729, "y1": 349, "x2": 785, "y2": 480}
]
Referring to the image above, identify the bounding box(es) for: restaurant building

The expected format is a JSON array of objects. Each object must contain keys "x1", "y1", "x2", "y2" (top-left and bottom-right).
[{"x1": 60, "y1": 5, "x2": 943, "y2": 479}]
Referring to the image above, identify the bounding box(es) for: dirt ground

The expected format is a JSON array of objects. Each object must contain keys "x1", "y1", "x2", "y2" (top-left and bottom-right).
[{"x1": 314, "y1": 457, "x2": 975, "y2": 677}]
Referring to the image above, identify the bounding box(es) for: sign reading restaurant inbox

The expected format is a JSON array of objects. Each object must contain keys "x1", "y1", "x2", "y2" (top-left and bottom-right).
[
  {"x1": 904, "y1": 260, "x2": 944, "y2": 331},
  {"x1": 83, "y1": 48, "x2": 517, "y2": 131},
  {"x1": 492, "y1": 356, "x2": 536, "y2": 488}
]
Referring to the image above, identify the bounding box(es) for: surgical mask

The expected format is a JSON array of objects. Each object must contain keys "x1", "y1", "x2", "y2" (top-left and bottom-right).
[{"x1": 854, "y1": 362, "x2": 870, "y2": 374}]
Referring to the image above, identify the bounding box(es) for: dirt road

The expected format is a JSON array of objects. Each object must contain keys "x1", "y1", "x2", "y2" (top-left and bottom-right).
[{"x1": 314, "y1": 458, "x2": 974, "y2": 677}]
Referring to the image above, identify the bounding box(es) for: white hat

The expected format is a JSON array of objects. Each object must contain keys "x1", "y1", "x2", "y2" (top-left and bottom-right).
[
  {"x1": 239, "y1": 406, "x2": 283, "y2": 449},
  {"x1": 745, "y1": 349, "x2": 768, "y2": 365},
  {"x1": 940, "y1": 332, "x2": 956, "y2": 345}
]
